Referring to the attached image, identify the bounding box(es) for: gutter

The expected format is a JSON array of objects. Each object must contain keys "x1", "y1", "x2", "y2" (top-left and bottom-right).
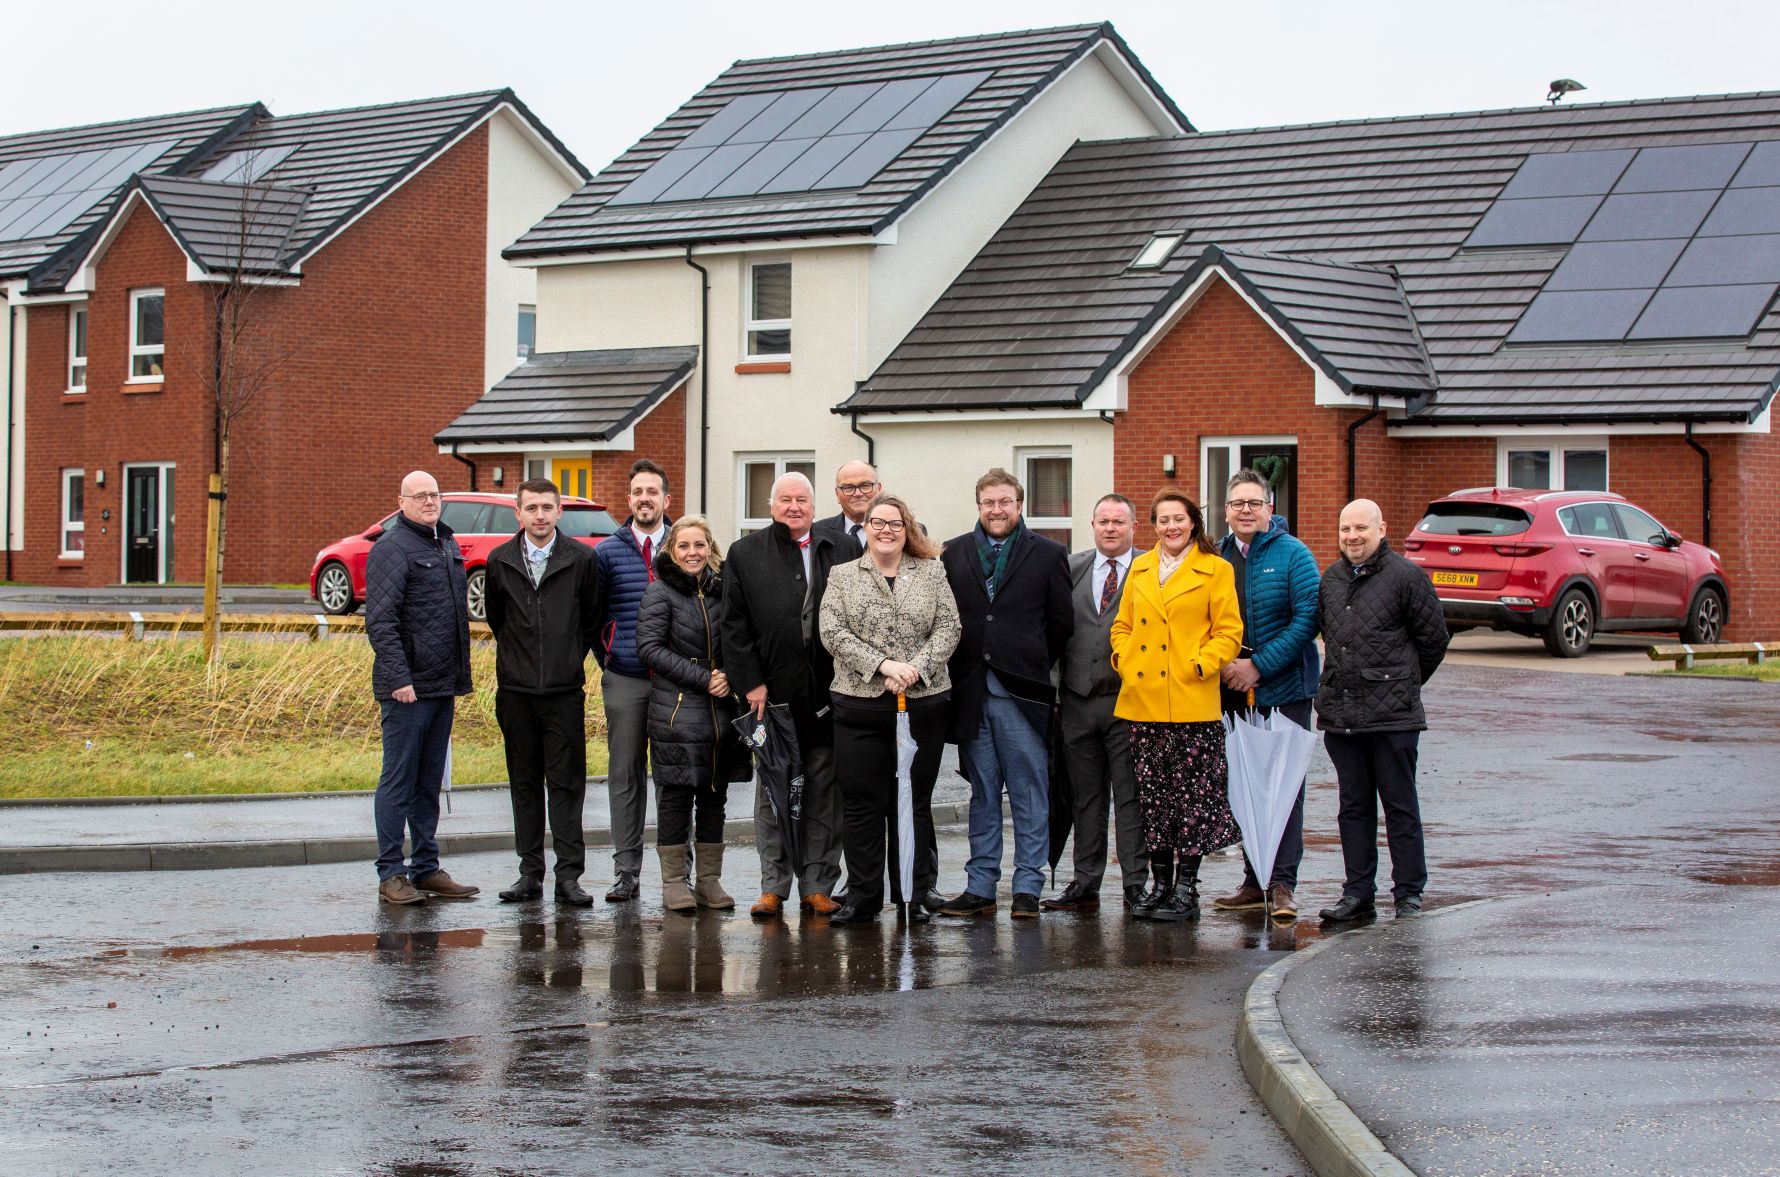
[
  {"x1": 683, "y1": 247, "x2": 710, "y2": 513},
  {"x1": 449, "y1": 443, "x2": 478, "y2": 491},
  {"x1": 1684, "y1": 422, "x2": 1712, "y2": 546},
  {"x1": 1346, "y1": 394, "x2": 1382, "y2": 501},
  {"x1": 3, "y1": 289, "x2": 13, "y2": 581},
  {"x1": 848, "y1": 413, "x2": 875, "y2": 465}
]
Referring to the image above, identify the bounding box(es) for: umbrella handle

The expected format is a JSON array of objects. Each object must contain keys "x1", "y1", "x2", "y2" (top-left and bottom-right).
[
  {"x1": 1246, "y1": 688, "x2": 1255, "y2": 711},
  {"x1": 897, "y1": 692, "x2": 907, "y2": 713}
]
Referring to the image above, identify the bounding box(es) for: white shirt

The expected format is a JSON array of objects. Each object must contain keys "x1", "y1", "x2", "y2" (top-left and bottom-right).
[
  {"x1": 631, "y1": 522, "x2": 665, "y2": 553},
  {"x1": 794, "y1": 530, "x2": 813, "y2": 584},
  {"x1": 523, "y1": 531, "x2": 557, "y2": 561},
  {"x1": 1093, "y1": 548, "x2": 1133, "y2": 613}
]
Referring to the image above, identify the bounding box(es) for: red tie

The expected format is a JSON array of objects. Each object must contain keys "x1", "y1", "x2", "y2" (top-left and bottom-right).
[
  {"x1": 642, "y1": 535, "x2": 654, "y2": 582},
  {"x1": 1099, "y1": 562, "x2": 1118, "y2": 614}
]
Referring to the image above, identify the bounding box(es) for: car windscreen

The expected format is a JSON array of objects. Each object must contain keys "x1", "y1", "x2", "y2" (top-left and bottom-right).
[
  {"x1": 1416, "y1": 502, "x2": 1533, "y2": 537},
  {"x1": 558, "y1": 507, "x2": 620, "y2": 538}
]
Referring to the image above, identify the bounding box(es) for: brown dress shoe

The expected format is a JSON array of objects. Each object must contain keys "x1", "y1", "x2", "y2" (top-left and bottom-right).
[
  {"x1": 801, "y1": 893, "x2": 841, "y2": 916},
  {"x1": 750, "y1": 892, "x2": 784, "y2": 918},
  {"x1": 412, "y1": 869, "x2": 479, "y2": 899},
  {"x1": 378, "y1": 877, "x2": 426, "y2": 905},
  {"x1": 1268, "y1": 885, "x2": 1298, "y2": 922},
  {"x1": 1212, "y1": 884, "x2": 1266, "y2": 911}
]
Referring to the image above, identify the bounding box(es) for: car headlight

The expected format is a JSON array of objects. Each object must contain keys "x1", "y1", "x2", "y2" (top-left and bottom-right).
[{"x1": 314, "y1": 551, "x2": 327, "y2": 565}]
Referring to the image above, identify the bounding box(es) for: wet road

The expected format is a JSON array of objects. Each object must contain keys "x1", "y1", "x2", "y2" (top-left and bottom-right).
[{"x1": 3, "y1": 664, "x2": 1776, "y2": 1175}]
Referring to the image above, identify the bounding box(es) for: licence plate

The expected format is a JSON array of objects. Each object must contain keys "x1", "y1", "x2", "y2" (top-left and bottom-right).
[{"x1": 1431, "y1": 571, "x2": 1479, "y2": 587}]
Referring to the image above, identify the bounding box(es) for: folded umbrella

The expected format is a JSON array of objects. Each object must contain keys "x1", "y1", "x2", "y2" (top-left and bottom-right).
[
  {"x1": 733, "y1": 704, "x2": 805, "y2": 877},
  {"x1": 1046, "y1": 702, "x2": 1073, "y2": 884},
  {"x1": 1224, "y1": 708, "x2": 1317, "y2": 917},
  {"x1": 894, "y1": 693, "x2": 918, "y2": 910}
]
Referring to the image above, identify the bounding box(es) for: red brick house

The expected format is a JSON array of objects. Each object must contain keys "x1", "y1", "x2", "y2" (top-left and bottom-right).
[{"x1": 1, "y1": 92, "x2": 586, "y2": 585}]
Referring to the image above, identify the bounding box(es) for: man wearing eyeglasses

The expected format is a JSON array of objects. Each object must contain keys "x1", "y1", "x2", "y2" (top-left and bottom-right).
[
  {"x1": 1211, "y1": 470, "x2": 1320, "y2": 922},
  {"x1": 364, "y1": 470, "x2": 479, "y2": 905},
  {"x1": 814, "y1": 460, "x2": 881, "y2": 547}
]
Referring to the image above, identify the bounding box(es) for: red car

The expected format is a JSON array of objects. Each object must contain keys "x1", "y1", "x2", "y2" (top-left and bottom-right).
[
  {"x1": 1404, "y1": 488, "x2": 1729, "y2": 657},
  {"x1": 310, "y1": 491, "x2": 618, "y2": 622}
]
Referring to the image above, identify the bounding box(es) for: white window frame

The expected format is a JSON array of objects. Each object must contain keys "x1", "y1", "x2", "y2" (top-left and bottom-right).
[
  {"x1": 67, "y1": 304, "x2": 87, "y2": 393},
  {"x1": 1016, "y1": 447, "x2": 1073, "y2": 547},
  {"x1": 744, "y1": 258, "x2": 792, "y2": 360},
  {"x1": 128, "y1": 287, "x2": 165, "y2": 383},
  {"x1": 517, "y1": 304, "x2": 536, "y2": 359},
  {"x1": 60, "y1": 468, "x2": 85, "y2": 557},
  {"x1": 1201, "y1": 435, "x2": 1297, "y2": 537},
  {"x1": 736, "y1": 452, "x2": 815, "y2": 538},
  {"x1": 1497, "y1": 436, "x2": 1610, "y2": 491}
]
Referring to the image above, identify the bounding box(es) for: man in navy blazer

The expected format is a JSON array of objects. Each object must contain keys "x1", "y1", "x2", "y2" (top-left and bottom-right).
[{"x1": 938, "y1": 468, "x2": 1073, "y2": 918}]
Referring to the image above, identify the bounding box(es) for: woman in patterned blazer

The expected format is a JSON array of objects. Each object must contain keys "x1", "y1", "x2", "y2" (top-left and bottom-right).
[{"x1": 818, "y1": 494, "x2": 962, "y2": 926}]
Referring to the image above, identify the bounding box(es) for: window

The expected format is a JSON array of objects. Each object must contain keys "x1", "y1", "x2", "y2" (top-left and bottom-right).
[
  {"x1": 1202, "y1": 438, "x2": 1298, "y2": 538},
  {"x1": 1612, "y1": 503, "x2": 1670, "y2": 546},
  {"x1": 745, "y1": 261, "x2": 791, "y2": 358},
  {"x1": 517, "y1": 305, "x2": 536, "y2": 359},
  {"x1": 129, "y1": 288, "x2": 164, "y2": 381},
  {"x1": 439, "y1": 500, "x2": 496, "y2": 536},
  {"x1": 1128, "y1": 232, "x2": 1184, "y2": 270},
  {"x1": 738, "y1": 453, "x2": 815, "y2": 536},
  {"x1": 68, "y1": 306, "x2": 87, "y2": 391},
  {"x1": 1557, "y1": 502, "x2": 1621, "y2": 539},
  {"x1": 60, "y1": 469, "x2": 84, "y2": 556},
  {"x1": 525, "y1": 458, "x2": 550, "y2": 482},
  {"x1": 1018, "y1": 448, "x2": 1072, "y2": 548},
  {"x1": 1500, "y1": 439, "x2": 1608, "y2": 491}
]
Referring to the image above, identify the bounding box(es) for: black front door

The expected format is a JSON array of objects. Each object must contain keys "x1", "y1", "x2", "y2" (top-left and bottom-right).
[{"x1": 126, "y1": 467, "x2": 161, "y2": 583}]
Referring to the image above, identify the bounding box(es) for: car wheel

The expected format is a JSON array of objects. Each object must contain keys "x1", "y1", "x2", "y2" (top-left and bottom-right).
[
  {"x1": 1680, "y1": 586, "x2": 1725, "y2": 644},
  {"x1": 1542, "y1": 588, "x2": 1594, "y2": 658},
  {"x1": 316, "y1": 562, "x2": 357, "y2": 615},
  {"x1": 466, "y1": 568, "x2": 487, "y2": 623}
]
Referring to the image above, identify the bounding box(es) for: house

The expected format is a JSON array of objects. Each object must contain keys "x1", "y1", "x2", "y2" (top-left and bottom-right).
[
  {"x1": 846, "y1": 94, "x2": 1780, "y2": 635},
  {"x1": 455, "y1": 24, "x2": 1188, "y2": 529},
  {"x1": 1, "y1": 91, "x2": 586, "y2": 585}
]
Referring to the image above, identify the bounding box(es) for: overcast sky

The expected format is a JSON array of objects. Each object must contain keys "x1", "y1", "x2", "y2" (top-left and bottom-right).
[{"x1": 6, "y1": 0, "x2": 1776, "y2": 169}]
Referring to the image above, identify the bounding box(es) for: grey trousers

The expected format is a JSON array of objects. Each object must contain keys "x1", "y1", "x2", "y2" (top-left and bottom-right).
[
  {"x1": 601, "y1": 669, "x2": 652, "y2": 876},
  {"x1": 755, "y1": 729, "x2": 843, "y2": 898},
  {"x1": 1060, "y1": 687, "x2": 1148, "y2": 892}
]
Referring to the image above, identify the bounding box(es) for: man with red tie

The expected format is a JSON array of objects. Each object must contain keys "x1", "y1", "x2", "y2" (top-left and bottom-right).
[
  {"x1": 721, "y1": 472, "x2": 860, "y2": 918},
  {"x1": 591, "y1": 459, "x2": 672, "y2": 902},
  {"x1": 1044, "y1": 493, "x2": 1149, "y2": 912}
]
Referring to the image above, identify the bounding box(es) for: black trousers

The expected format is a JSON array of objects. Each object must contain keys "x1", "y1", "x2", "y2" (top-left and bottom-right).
[
  {"x1": 830, "y1": 692, "x2": 949, "y2": 913},
  {"x1": 1323, "y1": 729, "x2": 1425, "y2": 902},
  {"x1": 1229, "y1": 698, "x2": 1314, "y2": 891},
  {"x1": 496, "y1": 688, "x2": 587, "y2": 881},
  {"x1": 657, "y1": 783, "x2": 729, "y2": 845}
]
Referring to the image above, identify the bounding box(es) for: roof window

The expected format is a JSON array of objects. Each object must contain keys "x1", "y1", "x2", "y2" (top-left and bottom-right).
[{"x1": 1128, "y1": 232, "x2": 1184, "y2": 270}]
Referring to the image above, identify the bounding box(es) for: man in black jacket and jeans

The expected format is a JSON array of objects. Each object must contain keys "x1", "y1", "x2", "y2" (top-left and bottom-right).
[
  {"x1": 1316, "y1": 499, "x2": 1450, "y2": 923},
  {"x1": 365, "y1": 470, "x2": 480, "y2": 905},
  {"x1": 484, "y1": 478, "x2": 603, "y2": 906}
]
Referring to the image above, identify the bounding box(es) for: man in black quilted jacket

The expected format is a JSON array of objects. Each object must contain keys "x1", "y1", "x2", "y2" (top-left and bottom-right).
[
  {"x1": 1315, "y1": 499, "x2": 1449, "y2": 924},
  {"x1": 365, "y1": 470, "x2": 479, "y2": 905}
]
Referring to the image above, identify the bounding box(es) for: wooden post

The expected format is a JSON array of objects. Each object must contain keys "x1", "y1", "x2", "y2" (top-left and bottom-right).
[{"x1": 202, "y1": 473, "x2": 222, "y2": 663}]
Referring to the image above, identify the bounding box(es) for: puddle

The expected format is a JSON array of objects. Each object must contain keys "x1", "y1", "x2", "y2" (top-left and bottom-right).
[
  {"x1": 1688, "y1": 864, "x2": 1780, "y2": 887},
  {"x1": 97, "y1": 929, "x2": 489, "y2": 959},
  {"x1": 1553, "y1": 752, "x2": 1676, "y2": 763}
]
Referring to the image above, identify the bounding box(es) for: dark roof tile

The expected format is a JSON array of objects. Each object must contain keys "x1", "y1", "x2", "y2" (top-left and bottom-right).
[{"x1": 435, "y1": 347, "x2": 699, "y2": 445}]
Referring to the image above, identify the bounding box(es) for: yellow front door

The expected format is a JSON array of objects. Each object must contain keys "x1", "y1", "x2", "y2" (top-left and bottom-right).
[{"x1": 553, "y1": 459, "x2": 592, "y2": 501}]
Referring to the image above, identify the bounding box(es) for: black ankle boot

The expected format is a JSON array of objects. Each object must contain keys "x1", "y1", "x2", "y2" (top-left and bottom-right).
[
  {"x1": 1130, "y1": 881, "x2": 1168, "y2": 919},
  {"x1": 1149, "y1": 881, "x2": 1200, "y2": 921}
]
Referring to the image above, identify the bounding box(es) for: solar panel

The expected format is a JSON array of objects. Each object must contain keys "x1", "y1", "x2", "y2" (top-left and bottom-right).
[
  {"x1": 1499, "y1": 149, "x2": 1634, "y2": 199},
  {"x1": 1506, "y1": 289, "x2": 1653, "y2": 344},
  {"x1": 1666, "y1": 234, "x2": 1780, "y2": 286},
  {"x1": 1730, "y1": 142, "x2": 1780, "y2": 188},
  {"x1": 1696, "y1": 186, "x2": 1780, "y2": 237},
  {"x1": 1464, "y1": 195, "x2": 1602, "y2": 248},
  {"x1": 1626, "y1": 282, "x2": 1778, "y2": 339},
  {"x1": 0, "y1": 139, "x2": 173, "y2": 243},
  {"x1": 607, "y1": 71, "x2": 989, "y2": 206},
  {"x1": 202, "y1": 144, "x2": 298, "y2": 184},
  {"x1": 1579, "y1": 190, "x2": 1718, "y2": 241},
  {"x1": 1545, "y1": 239, "x2": 1686, "y2": 291},
  {"x1": 1612, "y1": 143, "x2": 1750, "y2": 193}
]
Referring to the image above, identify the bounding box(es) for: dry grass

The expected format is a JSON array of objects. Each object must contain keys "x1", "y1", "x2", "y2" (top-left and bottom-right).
[
  {"x1": 0, "y1": 625, "x2": 609, "y2": 798},
  {"x1": 1663, "y1": 661, "x2": 1780, "y2": 682}
]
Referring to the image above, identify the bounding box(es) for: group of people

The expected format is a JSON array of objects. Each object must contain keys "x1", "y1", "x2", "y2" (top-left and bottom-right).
[{"x1": 363, "y1": 457, "x2": 1450, "y2": 929}]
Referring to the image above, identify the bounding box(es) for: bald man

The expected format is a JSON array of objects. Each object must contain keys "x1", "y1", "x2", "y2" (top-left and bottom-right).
[
  {"x1": 815, "y1": 460, "x2": 881, "y2": 548},
  {"x1": 1315, "y1": 499, "x2": 1449, "y2": 924},
  {"x1": 365, "y1": 470, "x2": 479, "y2": 904}
]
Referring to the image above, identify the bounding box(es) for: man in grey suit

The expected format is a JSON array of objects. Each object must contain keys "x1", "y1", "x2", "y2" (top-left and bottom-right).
[{"x1": 1043, "y1": 493, "x2": 1149, "y2": 911}]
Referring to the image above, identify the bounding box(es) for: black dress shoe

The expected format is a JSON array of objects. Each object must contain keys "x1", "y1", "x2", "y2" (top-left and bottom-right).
[
  {"x1": 1123, "y1": 883, "x2": 1147, "y2": 909},
  {"x1": 1040, "y1": 881, "x2": 1101, "y2": 911},
  {"x1": 1395, "y1": 895, "x2": 1424, "y2": 918},
  {"x1": 498, "y1": 876, "x2": 543, "y2": 903},
  {"x1": 938, "y1": 891, "x2": 996, "y2": 917},
  {"x1": 555, "y1": 879, "x2": 594, "y2": 907},
  {"x1": 829, "y1": 904, "x2": 879, "y2": 925},
  {"x1": 605, "y1": 872, "x2": 639, "y2": 902},
  {"x1": 904, "y1": 903, "x2": 932, "y2": 924},
  {"x1": 1130, "y1": 882, "x2": 1168, "y2": 919},
  {"x1": 1319, "y1": 894, "x2": 1378, "y2": 923},
  {"x1": 921, "y1": 889, "x2": 948, "y2": 913},
  {"x1": 1011, "y1": 893, "x2": 1041, "y2": 919}
]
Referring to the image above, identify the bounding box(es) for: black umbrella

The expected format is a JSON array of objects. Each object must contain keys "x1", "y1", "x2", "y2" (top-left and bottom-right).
[
  {"x1": 1046, "y1": 702, "x2": 1073, "y2": 883},
  {"x1": 733, "y1": 703, "x2": 805, "y2": 876}
]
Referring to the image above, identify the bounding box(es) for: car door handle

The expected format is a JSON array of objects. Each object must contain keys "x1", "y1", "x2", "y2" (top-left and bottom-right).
[
  {"x1": 1634, "y1": 552, "x2": 1651, "y2": 561},
  {"x1": 1576, "y1": 547, "x2": 1595, "y2": 557}
]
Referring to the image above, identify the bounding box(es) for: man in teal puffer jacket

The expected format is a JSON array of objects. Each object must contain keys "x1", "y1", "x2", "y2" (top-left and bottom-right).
[{"x1": 1210, "y1": 470, "x2": 1321, "y2": 921}]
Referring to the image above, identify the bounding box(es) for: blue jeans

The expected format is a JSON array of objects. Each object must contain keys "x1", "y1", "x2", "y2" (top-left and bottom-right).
[
  {"x1": 375, "y1": 696, "x2": 456, "y2": 881},
  {"x1": 961, "y1": 691, "x2": 1050, "y2": 898}
]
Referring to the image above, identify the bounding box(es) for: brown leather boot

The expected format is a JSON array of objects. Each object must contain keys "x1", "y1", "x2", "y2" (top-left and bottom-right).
[
  {"x1": 801, "y1": 892, "x2": 841, "y2": 915},
  {"x1": 693, "y1": 842, "x2": 735, "y2": 909},
  {"x1": 411, "y1": 869, "x2": 479, "y2": 899},
  {"x1": 750, "y1": 892, "x2": 784, "y2": 918},
  {"x1": 378, "y1": 877, "x2": 426, "y2": 905},
  {"x1": 1212, "y1": 884, "x2": 1266, "y2": 911},
  {"x1": 1268, "y1": 884, "x2": 1298, "y2": 922},
  {"x1": 657, "y1": 844, "x2": 695, "y2": 912}
]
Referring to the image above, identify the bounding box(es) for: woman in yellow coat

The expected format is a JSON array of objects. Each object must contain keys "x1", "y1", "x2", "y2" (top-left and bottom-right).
[{"x1": 1110, "y1": 489, "x2": 1245, "y2": 921}]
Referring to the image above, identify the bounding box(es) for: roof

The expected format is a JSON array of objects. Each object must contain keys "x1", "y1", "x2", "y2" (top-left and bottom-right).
[
  {"x1": 847, "y1": 91, "x2": 1780, "y2": 425},
  {"x1": 434, "y1": 347, "x2": 700, "y2": 446},
  {"x1": 0, "y1": 104, "x2": 261, "y2": 282},
  {"x1": 10, "y1": 90, "x2": 588, "y2": 290},
  {"x1": 505, "y1": 23, "x2": 1187, "y2": 259}
]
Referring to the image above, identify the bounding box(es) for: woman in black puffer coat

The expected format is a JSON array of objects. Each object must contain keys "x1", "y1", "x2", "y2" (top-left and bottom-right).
[{"x1": 635, "y1": 515, "x2": 750, "y2": 913}]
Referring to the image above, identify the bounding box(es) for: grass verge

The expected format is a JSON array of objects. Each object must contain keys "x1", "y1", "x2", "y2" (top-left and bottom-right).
[
  {"x1": 1, "y1": 629, "x2": 610, "y2": 799},
  {"x1": 1660, "y1": 661, "x2": 1780, "y2": 682}
]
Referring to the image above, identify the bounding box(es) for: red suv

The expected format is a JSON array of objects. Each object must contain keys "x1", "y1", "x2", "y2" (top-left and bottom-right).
[
  {"x1": 1404, "y1": 488, "x2": 1729, "y2": 657},
  {"x1": 310, "y1": 491, "x2": 618, "y2": 622}
]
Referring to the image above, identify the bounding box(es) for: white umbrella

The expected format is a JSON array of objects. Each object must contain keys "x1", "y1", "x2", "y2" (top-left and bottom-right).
[
  {"x1": 1224, "y1": 708, "x2": 1316, "y2": 918},
  {"x1": 441, "y1": 741, "x2": 453, "y2": 815},
  {"x1": 894, "y1": 693, "x2": 918, "y2": 914}
]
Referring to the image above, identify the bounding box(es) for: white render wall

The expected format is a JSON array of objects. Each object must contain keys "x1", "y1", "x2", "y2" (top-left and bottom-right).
[{"x1": 484, "y1": 110, "x2": 583, "y2": 391}]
